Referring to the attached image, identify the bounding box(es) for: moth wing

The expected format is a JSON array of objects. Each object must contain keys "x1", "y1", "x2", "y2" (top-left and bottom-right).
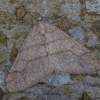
[
  {"x1": 43, "y1": 22, "x2": 100, "y2": 74},
  {"x1": 6, "y1": 21, "x2": 54, "y2": 92},
  {"x1": 6, "y1": 56, "x2": 53, "y2": 92},
  {"x1": 9, "y1": 23, "x2": 47, "y2": 73}
]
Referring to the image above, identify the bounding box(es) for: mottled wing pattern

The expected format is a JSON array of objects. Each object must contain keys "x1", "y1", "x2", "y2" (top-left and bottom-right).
[
  {"x1": 6, "y1": 20, "x2": 100, "y2": 92},
  {"x1": 6, "y1": 21, "x2": 54, "y2": 92},
  {"x1": 40, "y1": 21, "x2": 100, "y2": 74}
]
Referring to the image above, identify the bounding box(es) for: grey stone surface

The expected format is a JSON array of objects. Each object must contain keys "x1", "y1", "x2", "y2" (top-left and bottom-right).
[
  {"x1": 0, "y1": 0, "x2": 100, "y2": 100},
  {"x1": 45, "y1": 73, "x2": 72, "y2": 86}
]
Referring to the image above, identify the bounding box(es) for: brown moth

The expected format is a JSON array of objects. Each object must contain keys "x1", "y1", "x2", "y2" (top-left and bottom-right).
[{"x1": 6, "y1": 19, "x2": 100, "y2": 92}]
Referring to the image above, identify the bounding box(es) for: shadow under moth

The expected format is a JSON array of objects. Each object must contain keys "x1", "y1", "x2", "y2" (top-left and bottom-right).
[{"x1": 6, "y1": 19, "x2": 100, "y2": 92}]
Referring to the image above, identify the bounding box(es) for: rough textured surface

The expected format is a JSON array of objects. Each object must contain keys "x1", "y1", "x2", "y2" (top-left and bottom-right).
[
  {"x1": 79, "y1": 92, "x2": 92, "y2": 100},
  {"x1": 0, "y1": 88, "x2": 4, "y2": 100},
  {"x1": 0, "y1": 0, "x2": 100, "y2": 100},
  {"x1": 6, "y1": 20, "x2": 100, "y2": 92}
]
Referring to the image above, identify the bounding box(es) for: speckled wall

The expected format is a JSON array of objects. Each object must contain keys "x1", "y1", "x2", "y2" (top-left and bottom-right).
[{"x1": 0, "y1": 0, "x2": 100, "y2": 100}]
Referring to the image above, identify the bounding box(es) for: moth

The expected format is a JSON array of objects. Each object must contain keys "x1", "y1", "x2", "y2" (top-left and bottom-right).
[{"x1": 6, "y1": 19, "x2": 100, "y2": 92}]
